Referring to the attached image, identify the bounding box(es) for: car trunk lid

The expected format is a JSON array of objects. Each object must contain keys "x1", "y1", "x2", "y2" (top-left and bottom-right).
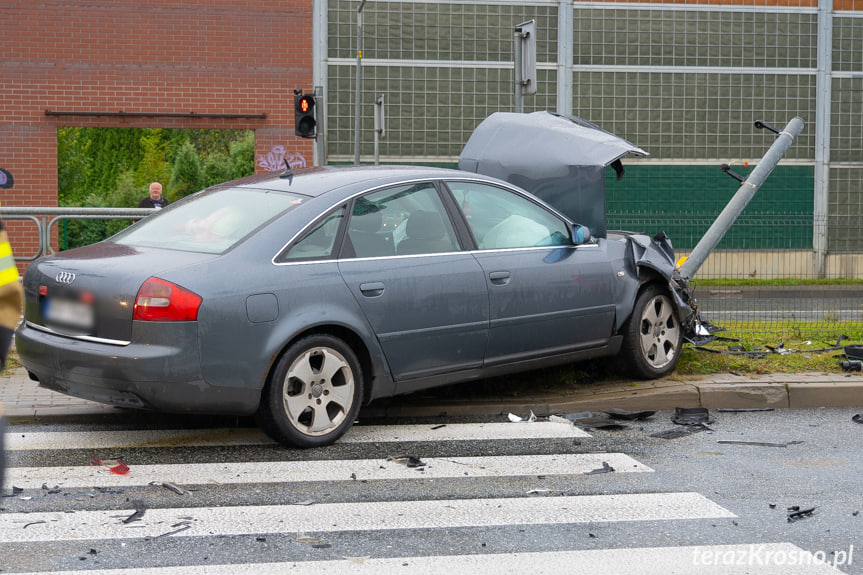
[{"x1": 23, "y1": 243, "x2": 216, "y2": 343}]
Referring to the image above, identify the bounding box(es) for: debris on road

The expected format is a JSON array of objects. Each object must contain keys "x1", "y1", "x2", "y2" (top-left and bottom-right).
[
  {"x1": 650, "y1": 427, "x2": 708, "y2": 440},
  {"x1": 671, "y1": 407, "x2": 714, "y2": 427},
  {"x1": 156, "y1": 482, "x2": 185, "y2": 495},
  {"x1": 852, "y1": 414, "x2": 862, "y2": 424},
  {"x1": 153, "y1": 521, "x2": 193, "y2": 539},
  {"x1": 23, "y1": 520, "x2": 47, "y2": 529},
  {"x1": 387, "y1": 454, "x2": 426, "y2": 468},
  {"x1": 717, "y1": 440, "x2": 803, "y2": 448},
  {"x1": 508, "y1": 411, "x2": 537, "y2": 423},
  {"x1": 90, "y1": 456, "x2": 130, "y2": 475},
  {"x1": 121, "y1": 506, "x2": 146, "y2": 524},
  {"x1": 41, "y1": 483, "x2": 61, "y2": 494},
  {"x1": 603, "y1": 408, "x2": 655, "y2": 421},
  {"x1": 584, "y1": 461, "x2": 615, "y2": 475},
  {"x1": 563, "y1": 411, "x2": 628, "y2": 430},
  {"x1": 787, "y1": 506, "x2": 816, "y2": 522},
  {"x1": 840, "y1": 360, "x2": 862, "y2": 372}
]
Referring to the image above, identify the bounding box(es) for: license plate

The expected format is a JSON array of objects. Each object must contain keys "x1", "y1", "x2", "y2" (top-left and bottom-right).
[{"x1": 44, "y1": 298, "x2": 95, "y2": 330}]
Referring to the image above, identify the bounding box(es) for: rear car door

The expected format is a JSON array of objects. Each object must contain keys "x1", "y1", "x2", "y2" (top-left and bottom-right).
[
  {"x1": 446, "y1": 181, "x2": 615, "y2": 367},
  {"x1": 338, "y1": 182, "x2": 489, "y2": 381}
]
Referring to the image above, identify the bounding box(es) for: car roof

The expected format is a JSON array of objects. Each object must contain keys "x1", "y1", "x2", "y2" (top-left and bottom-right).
[{"x1": 212, "y1": 165, "x2": 508, "y2": 198}]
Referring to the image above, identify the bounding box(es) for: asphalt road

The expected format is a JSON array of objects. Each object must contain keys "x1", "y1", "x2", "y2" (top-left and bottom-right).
[{"x1": 2, "y1": 407, "x2": 861, "y2": 574}]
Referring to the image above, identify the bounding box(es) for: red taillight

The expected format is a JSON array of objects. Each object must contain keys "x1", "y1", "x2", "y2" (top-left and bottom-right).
[{"x1": 133, "y1": 277, "x2": 202, "y2": 322}]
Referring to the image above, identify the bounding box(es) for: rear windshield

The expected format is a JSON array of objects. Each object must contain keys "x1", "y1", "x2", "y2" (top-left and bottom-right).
[{"x1": 111, "y1": 187, "x2": 305, "y2": 254}]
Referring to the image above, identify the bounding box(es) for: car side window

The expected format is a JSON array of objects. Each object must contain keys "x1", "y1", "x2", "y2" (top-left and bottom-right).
[
  {"x1": 278, "y1": 207, "x2": 345, "y2": 262},
  {"x1": 447, "y1": 181, "x2": 573, "y2": 249},
  {"x1": 345, "y1": 183, "x2": 459, "y2": 257}
]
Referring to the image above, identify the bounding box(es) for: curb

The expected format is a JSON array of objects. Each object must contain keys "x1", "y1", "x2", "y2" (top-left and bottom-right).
[{"x1": 3, "y1": 370, "x2": 862, "y2": 423}]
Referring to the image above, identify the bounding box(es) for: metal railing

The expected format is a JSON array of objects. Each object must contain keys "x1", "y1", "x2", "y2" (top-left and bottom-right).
[{"x1": 1, "y1": 207, "x2": 153, "y2": 261}]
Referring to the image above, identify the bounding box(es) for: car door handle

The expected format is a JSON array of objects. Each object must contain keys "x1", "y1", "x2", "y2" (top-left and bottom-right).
[
  {"x1": 359, "y1": 282, "x2": 385, "y2": 297},
  {"x1": 488, "y1": 271, "x2": 511, "y2": 285}
]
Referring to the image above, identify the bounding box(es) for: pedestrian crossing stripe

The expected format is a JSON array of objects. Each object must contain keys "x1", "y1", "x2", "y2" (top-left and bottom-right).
[
  {"x1": 0, "y1": 492, "x2": 735, "y2": 543},
  {"x1": 5, "y1": 421, "x2": 590, "y2": 451},
  {"x1": 5, "y1": 452, "x2": 652, "y2": 489},
  {"x1": 7, "y1": 544, "x2": 847, "y2": 575}
]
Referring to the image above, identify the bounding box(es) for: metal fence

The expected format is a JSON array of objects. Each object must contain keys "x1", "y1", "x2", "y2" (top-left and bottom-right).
[
  {"x1": 319, "y1": 0, "x2": 863, "y2": 255},
  {"x1": 316, "y1": 0, "x2": 863, "y2": 337}
]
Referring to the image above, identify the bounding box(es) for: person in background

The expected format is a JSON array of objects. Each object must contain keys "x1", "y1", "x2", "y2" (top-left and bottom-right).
[
  {"x1": 0, "y1": 216, "x2": 24, "y2": 491},
  {"x1": 138, "y1": 182, "x2": 169, "y2": 209}
]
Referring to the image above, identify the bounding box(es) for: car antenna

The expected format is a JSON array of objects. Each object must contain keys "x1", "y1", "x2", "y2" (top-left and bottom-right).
[{"x1": 280, "y1": 159, "x2": 294, "y2": 184}]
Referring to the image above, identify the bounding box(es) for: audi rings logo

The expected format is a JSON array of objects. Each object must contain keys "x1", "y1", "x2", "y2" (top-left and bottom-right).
[{"x1": 55, "y1": 271, "x2": 76, "y2": 285}]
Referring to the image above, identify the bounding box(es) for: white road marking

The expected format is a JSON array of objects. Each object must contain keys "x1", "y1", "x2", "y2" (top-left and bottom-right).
[
  {"x1": 9, "y1": 544, "x2": 845, "y2": 575},
  {"x1": 8, "y1": 543, "x2": 842, "y2": 575},
  {"x1": 0, "y1": 492, "x2": 735, "y2": 543},
  {"x1": 6, "y1": 452, "x2": 650, "y2": 489},
  {"x1": 6, "y1": 421, "x2": 589, "y2": 451}
]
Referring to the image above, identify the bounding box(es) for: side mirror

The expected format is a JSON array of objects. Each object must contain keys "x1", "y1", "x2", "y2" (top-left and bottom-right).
[{"x1": 572, "y1": 224, "x2": 591, "y2": 245}]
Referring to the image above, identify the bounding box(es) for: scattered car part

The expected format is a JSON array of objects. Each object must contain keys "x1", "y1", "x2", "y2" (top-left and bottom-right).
[
  {"x1": 584, "y1": 461, "x2": 615, "y2": 475},
  {"x1": 717, "y1": 440, "x2": 803, "y2": 448},
  {"x1": 840, "y1": 360, "x2": 862, "y2": 372},
  {"x1": 603, "y1": 408, "x2": 655, "y2": 420},
  {"x1": 787, "y1": 506, "x2": 816, "y2": 522},
  {"x1": 671, "y1": 407, "x2": 714, "y2": 426}
]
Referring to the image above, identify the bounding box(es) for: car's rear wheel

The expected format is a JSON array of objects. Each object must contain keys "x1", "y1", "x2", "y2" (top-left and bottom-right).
[
  {"x1": 620, "y1": 284, "x2": 681, "y2": 379},
  {"x1": 256, "y1": 334, "x2": 363, "y2": 448}
]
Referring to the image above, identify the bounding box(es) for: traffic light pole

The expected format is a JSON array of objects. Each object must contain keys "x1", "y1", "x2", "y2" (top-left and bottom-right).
[{"x1": 314, "y1": 85, "x2": 325, "y2": 166}]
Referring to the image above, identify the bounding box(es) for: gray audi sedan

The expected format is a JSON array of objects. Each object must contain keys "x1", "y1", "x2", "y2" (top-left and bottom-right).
[{"x1": 15, "y1": 165, "x2": 682, "y2": 447}]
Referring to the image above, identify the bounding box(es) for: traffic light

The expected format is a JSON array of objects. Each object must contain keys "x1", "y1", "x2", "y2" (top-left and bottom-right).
[{"x1": 294, "y1": 93, "x2": 317, "y2": 138}]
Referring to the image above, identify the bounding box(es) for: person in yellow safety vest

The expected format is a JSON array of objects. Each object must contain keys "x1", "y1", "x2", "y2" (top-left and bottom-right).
[{"x1": 0, "y1": 216, "x2": 24, "y2": 492}]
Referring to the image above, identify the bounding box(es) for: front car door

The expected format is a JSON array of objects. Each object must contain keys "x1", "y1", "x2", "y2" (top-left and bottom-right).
[
  {"x1": 338, "y1": 182, "x2": 489, "y2": 384},
  {"x1": 445, "y1": 180, "x2": 616, "y2": 367}
]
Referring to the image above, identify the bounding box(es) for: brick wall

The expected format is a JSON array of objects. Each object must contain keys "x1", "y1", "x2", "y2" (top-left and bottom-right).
[{"x1": 1, "y1": 0, "x2": 315, "y2": 271}]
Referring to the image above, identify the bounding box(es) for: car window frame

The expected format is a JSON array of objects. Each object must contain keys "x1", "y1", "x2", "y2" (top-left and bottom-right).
[
  {"x1": 274, "y1": 204, "x2": 348, "y2": 264},
  {"x1": 338, "y1": 180, "x2": 466, "y2": 260},
  {"x1": 441, "y1": 179, "x2": 576, "y2": 251}
]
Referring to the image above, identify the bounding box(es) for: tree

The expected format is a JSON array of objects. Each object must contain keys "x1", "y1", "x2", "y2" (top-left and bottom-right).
[{"x1": 169, "y1": 140, "x2": 204, "y2": 200}]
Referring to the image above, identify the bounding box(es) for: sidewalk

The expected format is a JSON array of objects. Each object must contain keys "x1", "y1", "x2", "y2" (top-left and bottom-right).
[{"x1": 2, "y1": 366, "x2": 861, "y2": 422}]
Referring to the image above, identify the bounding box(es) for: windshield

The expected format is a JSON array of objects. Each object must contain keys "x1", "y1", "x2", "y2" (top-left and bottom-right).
[{"x1": 111, "y1": 187, "x2": 306, "y2": 254}]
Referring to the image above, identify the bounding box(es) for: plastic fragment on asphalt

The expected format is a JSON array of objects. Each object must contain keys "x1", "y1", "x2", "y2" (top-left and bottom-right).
[
  {"x1": 508, "y1": 411, "x2": 537, "y2": 423},
  {"x1": 90, "y1": 456, "x2": 130, "y2": 475},
  {"x1": 387, "y1": 454, "x2": 426, "y2": 468},
  {"x1": 161, "y1": 482, "x2": 185, "y2": 495},
  {"x1": 650, "y1": 427, "x2": 707, "y2": 440},
  {"x1": 563, "y1": 411, "x2": 628, "y2": 430},
  {"x1": 671, "y1": 407, "x2": 714, "y2": 427},
  {"x1": 787, "y1": 506, "x2": 816, "y2": 522},
  {"x1": 121, "y1": 507, "x2": 146, "y2": 524},
  {"x1": 41, "y1": 483, "x2": 61, "y2": 494},
  {"x1": 584, "y1": 461, "x2": 615, "y2": 475},
  {"x1": 526, "y1": 488, "x2": 551, "y2": 495},
  {"x1": 293, "y1": 500, "x2": 316, "y2": 506},
  {"x1": 153, "y1": 522, "x2": 192, "y2": 538},
  {"x1": 296, "y1": 532, "x2": 324, "y2": 543},
  {"x1": 23, "y1": 520, "x2": 47, "y2": 529},
  {"x1": 603, "y1": 408, "x2": 656, "y2": 421},
  {"x1": 717, "y1": 440, "x2": 803, "y2": 448},
  {"x1": 852, "y1": 414, "x2": 863, "y2": 424}
]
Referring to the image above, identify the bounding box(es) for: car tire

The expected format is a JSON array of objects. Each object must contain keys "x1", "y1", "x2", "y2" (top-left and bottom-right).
[
  {"x1": 256, "y1": 334, "x2": 363, "y2": 448},
  {"x1": 620, "y1": 284, "x2": 682, "y2": 379}
]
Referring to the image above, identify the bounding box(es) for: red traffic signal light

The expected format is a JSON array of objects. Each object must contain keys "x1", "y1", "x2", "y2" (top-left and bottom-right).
[{"x1": 294, "y1": 94, "x2": 317, "y2": 138}]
